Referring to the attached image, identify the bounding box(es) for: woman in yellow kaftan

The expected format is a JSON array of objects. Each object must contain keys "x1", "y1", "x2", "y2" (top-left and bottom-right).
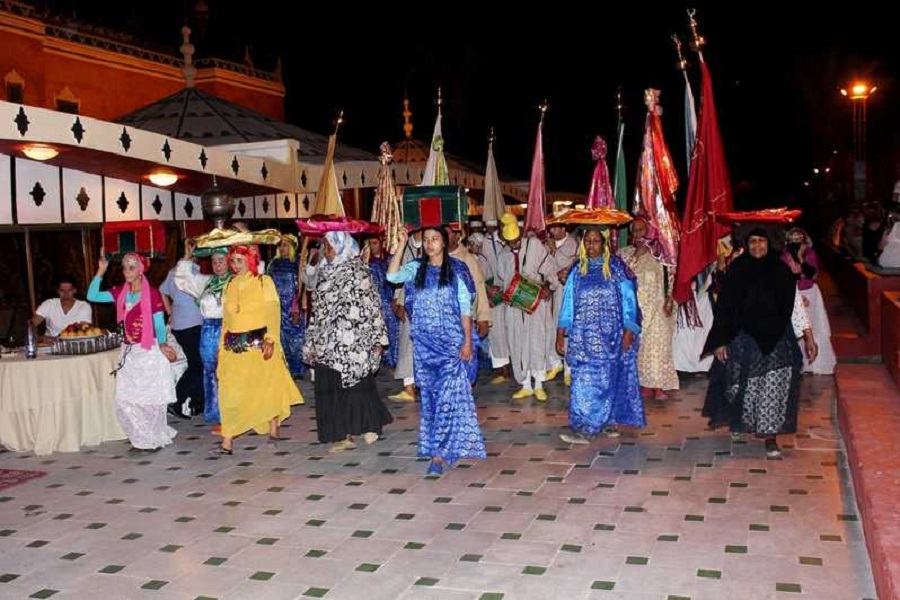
[{"x1": 215, "y1": 245, "x2": 302, "y2": 454}]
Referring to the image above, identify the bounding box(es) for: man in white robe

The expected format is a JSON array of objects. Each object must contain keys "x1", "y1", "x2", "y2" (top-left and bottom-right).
[
  {"x1": 544, "y1": 223, "x2": 578, "y2": 385},
  {"x1": 481, "y1": 220, "x2": 511, "y2": 383},
  {"x1": 447, "y1": 226, "x2": 492, "y2": 336},
  {"x1": 466, "y1": 233, "x2": 492, "y2": 284},
  {"x1": 389, "y1": 231, "x2": 422, "y2": 402},
  {"x1": 495, "y1": 216, "x2": 558, "y2": 402}
]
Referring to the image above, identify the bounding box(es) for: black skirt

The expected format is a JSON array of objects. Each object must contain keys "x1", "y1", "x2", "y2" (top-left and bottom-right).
[
  {"x1": 702, "y1": 328, "x2": 802, "y2": 435},
  {"x1": 314, "y1": 365, "x2": 393, "y2": 444}
]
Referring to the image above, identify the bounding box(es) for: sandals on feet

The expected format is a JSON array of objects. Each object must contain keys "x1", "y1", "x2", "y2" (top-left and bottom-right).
[{"x1": 210, "y1": 443, "x2": 233, "y2": 456}]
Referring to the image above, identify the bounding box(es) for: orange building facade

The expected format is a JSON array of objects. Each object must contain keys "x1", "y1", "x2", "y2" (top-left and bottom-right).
[
  {"x1": 0, "y1": 2, "x2": 284, "y2": 122},
  {"x1": 0, "y1": 2, "x2": 289, "y2": 333}
]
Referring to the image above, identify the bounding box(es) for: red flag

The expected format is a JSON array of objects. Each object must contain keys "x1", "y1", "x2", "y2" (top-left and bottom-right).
[
  {"x1": 673, "y1": 61, "x2": 734, "y2": 305},
  {"x1": 524, "y1": 119, "x2": 546, "y2": 235},
  {"x1": 635, "y1": 90, "x2": 680, "y2": 267}
]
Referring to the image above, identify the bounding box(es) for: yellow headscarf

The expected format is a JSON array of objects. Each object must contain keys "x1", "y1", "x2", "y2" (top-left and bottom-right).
[
  {"x1": 578, "y1": 228, "x2": 612, "y2": 279},
  {"x1": 279, "y1": 233, "x2": 299, "y2": 261}
]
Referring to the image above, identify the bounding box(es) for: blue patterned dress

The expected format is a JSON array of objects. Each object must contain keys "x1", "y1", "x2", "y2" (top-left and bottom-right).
[
  {"x1": 368, "y1": 254, "x2": 400, "y2": 369},
  {"x1": 559, "y1": 255, "x2": 645, "y2": 435},
  {"x1": 388, "y1": 258, "x2": 486, "y2": 466},
  {"x1": 450, "y1": 260, "x2": 482, "y2": 386},
  {"x1": 267, "y1": 257, "x2": 305, "y2": 378}
]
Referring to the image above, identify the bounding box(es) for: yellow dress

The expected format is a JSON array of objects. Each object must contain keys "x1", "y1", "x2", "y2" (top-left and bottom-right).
[{"x1": 218, "y1": 272, "x2": 302, "y2": 438}]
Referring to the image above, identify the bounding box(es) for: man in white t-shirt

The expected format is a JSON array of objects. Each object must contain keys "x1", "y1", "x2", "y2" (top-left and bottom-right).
[{"x1": 32, "y1": 275, "x2": 93, "y2": 337}]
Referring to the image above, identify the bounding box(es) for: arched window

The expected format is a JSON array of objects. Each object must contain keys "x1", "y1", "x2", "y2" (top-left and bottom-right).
[
  {"x1": 4, "y1": 70, "x2": 25, "y2": 104},
  {"x1": 55, "y1": 86, "x2": 80, "y2": 114}
]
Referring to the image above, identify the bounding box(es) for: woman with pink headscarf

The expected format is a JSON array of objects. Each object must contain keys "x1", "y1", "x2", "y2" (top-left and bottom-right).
[
  {"x1": 781, "y1": 227, "x2": 836, "y2": 374},
  {"x1": 88, "y1": 250, "x2": 178, "y2": 452}
]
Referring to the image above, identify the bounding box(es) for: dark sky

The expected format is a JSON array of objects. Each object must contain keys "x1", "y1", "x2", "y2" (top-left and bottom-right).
[{"x1": 40, "y1": 1, "x2": 899, "y2": 206}]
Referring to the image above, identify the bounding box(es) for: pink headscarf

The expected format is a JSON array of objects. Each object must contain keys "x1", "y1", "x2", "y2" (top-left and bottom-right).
[
  {"x1": 116, "y1": 253, "x2": 155, "y2": 349},
  {"x1": 631, "y1": 216, "x2": 666, "y2": 262}
]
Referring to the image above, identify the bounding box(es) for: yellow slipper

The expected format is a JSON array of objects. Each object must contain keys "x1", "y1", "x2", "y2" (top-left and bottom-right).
[
  {"x1": 545, "y1": 366, "x2": 563, "y2": 381},
  {"x1": 329, "y1": 439, "x2": 357, "y2": 453},
  {"x1": 511, "y1": 387, "x2": 534, "y2": 400},
  {"x1": 389, "y1": 390, "x2": 415, "y2": 402}
]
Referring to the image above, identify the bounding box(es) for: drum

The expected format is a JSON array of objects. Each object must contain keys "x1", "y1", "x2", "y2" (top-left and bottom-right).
[{"x1": 502, "y1": 273, "x2": 542, "y2": 314}]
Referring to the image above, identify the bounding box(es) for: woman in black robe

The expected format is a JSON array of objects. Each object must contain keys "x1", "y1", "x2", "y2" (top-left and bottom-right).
[{"x1": 702, "y1": 228, "x2": 818, "y2": 458}]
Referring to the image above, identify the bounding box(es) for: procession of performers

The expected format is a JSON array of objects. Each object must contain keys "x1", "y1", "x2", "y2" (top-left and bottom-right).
[{"x1": 80, "y1": 194, "x2": 835, "y2": 469}]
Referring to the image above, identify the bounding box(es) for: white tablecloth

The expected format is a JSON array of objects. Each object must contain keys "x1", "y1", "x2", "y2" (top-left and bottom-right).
[{"x1": 0, "y1": 349, "x2": 125, "y2": 455}]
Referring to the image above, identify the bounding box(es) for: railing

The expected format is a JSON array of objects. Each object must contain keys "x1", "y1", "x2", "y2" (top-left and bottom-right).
[{"x1": 0, "y1": 2, "x2": 280, "y2": 82}]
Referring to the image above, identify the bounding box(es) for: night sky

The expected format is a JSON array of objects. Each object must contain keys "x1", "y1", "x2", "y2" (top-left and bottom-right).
[{"x1": 39, "y1": 1, "x2": 900, "y2": 208}]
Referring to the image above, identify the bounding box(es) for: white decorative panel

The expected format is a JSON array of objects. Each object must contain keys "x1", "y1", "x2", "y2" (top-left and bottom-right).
[
  {"x1": 15, "y1": 158, "x2": 61, "y2": 224},
  {"x1": 62, "y1": 167, "x2": 102, "y2": 223},
  {"x1": 254, "y1": 195, "x2": 275, "y2": 220},
  {"x1": 174, "y1": 193, "x2": 200, "y2": 221},
  {"x1": 275, "y1": 192, "x2": 297, "y2": 220},
  {"x1": 141, "y1": 185, "x2": 173, "y2": 221},
  {"x1": 103, "y1": 177, "x2": 140, "y2": 222},
  {"x1": 234, "y1": 197, "x2": 254, "y2": 220},
  {"x1": 297, "y1": 194, "x2": 313, "y2": 218},
  {"x1": 0, "y1": 154, "x2": 11, "y2": 224}
]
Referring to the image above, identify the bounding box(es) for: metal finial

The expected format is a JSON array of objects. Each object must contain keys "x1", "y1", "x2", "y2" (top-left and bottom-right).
[
  {"x1": 402, "y1": 97, "x2": 413, "y2": 139},
  {"x1": 616, "y1": 87, "x2": 625, "y2": 122},
  {"x1": 687, "y1": 8, "x2": 706, "y2": 60},
  {"x1": 539, "y1": 100, "x2": 549, "y2": 124},
  {"x1": 333, "y1": 109, "x2": 344, "y2": 138},
  {"x1": 672, "y1": 34, "x2": 688, "y2": 72},
  {"x1": 436, "y1": 87, "x2": 442, "y2": 109},
  {"x1": 179, "y1": 25, "x2": 196, "y2": 88}
]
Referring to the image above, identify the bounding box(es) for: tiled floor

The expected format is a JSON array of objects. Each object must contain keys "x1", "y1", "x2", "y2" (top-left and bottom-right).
[{"x1": 0, "y1": 372, "x2": 878, "y2": 599}]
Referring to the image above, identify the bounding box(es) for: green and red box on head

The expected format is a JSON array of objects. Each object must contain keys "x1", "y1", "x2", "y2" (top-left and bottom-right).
[
  {"x1": 102, "y1": 220, "x2": 167, "y2": 258},
  {"x1": 402, "y1": 186, "x2": 467, "y2": 229}
]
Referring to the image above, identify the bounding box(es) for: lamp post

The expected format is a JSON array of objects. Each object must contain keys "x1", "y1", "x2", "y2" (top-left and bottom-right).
[{"x1": 840, "y1": 81, "x2": 877, "y2": 201}]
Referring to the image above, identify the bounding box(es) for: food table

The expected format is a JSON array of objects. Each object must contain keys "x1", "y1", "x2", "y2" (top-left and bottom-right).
[{"x1": 0, "y1": 348, "x2": 125, "y2": 455}]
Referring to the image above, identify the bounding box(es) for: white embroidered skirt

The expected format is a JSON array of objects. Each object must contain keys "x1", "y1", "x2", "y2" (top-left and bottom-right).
[{"x1": 114, "y1": 343, "x2": 177, "y2": 449}]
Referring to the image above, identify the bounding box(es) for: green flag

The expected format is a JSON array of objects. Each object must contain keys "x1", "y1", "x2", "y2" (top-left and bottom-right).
[{"x1": 613, "y1": 120, "x2": 628, "y2": 248}]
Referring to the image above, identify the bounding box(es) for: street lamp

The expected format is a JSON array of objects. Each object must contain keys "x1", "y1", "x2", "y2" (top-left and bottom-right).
[{"x1": 839, "y1": 81, "x2": 877, "y2": 201}]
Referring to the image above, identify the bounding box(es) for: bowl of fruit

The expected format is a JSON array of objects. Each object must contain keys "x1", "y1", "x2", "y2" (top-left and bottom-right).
[{"x1": 59, "y1": 322, "x2": 106, "y2": 339}]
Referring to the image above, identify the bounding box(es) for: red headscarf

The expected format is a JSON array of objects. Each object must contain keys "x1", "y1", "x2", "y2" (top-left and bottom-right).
[{"x1": 227, "y1": 245, "x2": 260, "y2": 276}]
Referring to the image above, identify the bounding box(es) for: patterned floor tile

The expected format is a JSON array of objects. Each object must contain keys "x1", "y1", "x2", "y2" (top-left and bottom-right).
[{"x1": 0, "y1": 373, "x2": 874, "y2": 600}]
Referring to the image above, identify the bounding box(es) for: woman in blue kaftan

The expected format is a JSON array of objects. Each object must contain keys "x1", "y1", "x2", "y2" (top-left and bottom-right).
[
  {"x1": 366, "y1": 237, "x2": 400, "y2": 369},
  {"x1": 174, "y1": 243, "x2": 231, "y2": 425},
  {"x1": 556, "y1": 228, "x2": 645, "y2": 444},
  {"x1": 267, "y1": 235, "x2": 305, "y2": 378},
  {"x1": 387, "y1": 227, "x2": 486, "y2": 475}
]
